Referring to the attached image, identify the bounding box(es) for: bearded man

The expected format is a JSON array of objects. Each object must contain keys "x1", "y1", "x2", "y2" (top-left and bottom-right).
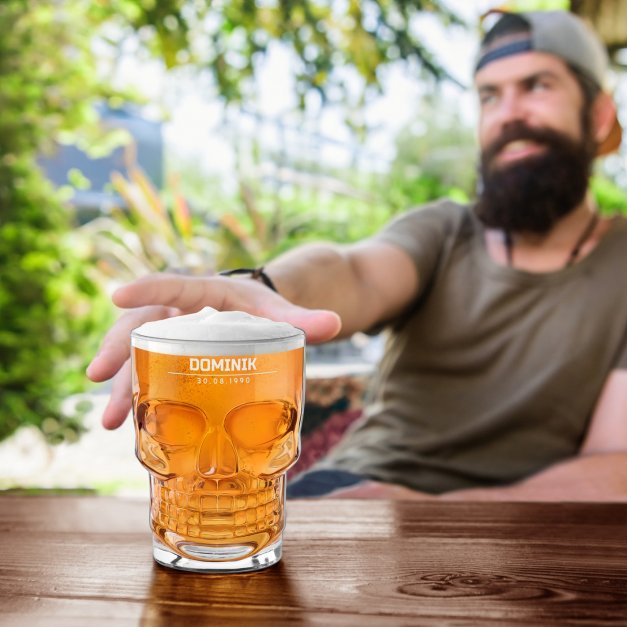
[{"x1": 89, "y1": 11, "x2": 627, "y2": 501}]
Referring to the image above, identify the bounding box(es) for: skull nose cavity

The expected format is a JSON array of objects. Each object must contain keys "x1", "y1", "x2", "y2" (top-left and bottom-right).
[{"x1": 197, "y1": 427, "x2": 239, "y2": 477}]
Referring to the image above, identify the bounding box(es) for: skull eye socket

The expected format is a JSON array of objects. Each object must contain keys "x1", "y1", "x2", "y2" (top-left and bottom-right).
[
  {"x1": 137, "y1": 400, "x2": 207, "y2": 446},
  {"x1": 225, "y1": 400, "x2": 297, "y2": 449}
]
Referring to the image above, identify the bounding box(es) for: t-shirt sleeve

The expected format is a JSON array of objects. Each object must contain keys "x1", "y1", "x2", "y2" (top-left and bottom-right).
[{"x1": 372, "y1": 199, "x2": 467, "y2": 298}]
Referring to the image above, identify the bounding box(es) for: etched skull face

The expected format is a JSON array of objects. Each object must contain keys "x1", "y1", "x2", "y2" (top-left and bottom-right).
[
  {"x1": 135, "y1": 398, "x2": 299, "y2": 481},
  {"x1": 131, "y1": 327, "x2": 304, "y2": 566}
]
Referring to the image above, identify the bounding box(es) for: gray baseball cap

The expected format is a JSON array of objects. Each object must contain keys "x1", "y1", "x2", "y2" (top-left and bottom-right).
[{"x1": 475, "y1": 10, "x2": 622, "y2": 156}]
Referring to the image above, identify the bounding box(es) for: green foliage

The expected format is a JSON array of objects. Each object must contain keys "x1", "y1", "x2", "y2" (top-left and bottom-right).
[
  {"x1": 591, "y1": 176, "x2": 627, "y2": 215},
  {"x1": 0, "y1": 0, "x2": 115, "y2": 444},
  {"x1": 173, "y1": 115, "x2": 475, "y2": 270},
  {"x1": 214, "y1": 177, "x2": 387, "y2": 268},
  {"x1": 0, "y1": 158, "x2": 113, "y2": 444},
  {"x1": 82, "y1": 164, "x2": 218, "y2": 280},
  {"x1": 385, "y1": 102, "x2": 476, "y2": 212},
  {"x1": 502, "y1": 0, "x2": 570, "y2": 11},
  {"x1": 89, "y1": 0, "x2": 466, "y2": 106}
]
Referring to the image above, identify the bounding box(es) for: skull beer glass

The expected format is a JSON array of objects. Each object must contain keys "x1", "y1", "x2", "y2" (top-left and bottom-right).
[{"x1": 131, "y1": 309, "x2": 305, "y2": 573}]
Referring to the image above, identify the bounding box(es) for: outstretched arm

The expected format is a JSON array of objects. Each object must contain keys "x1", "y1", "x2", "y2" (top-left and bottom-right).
[{"x1": 87, "y1": 239, "x2": 419, "y2": 430}]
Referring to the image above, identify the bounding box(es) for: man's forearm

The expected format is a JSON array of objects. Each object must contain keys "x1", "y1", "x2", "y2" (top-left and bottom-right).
[
  {"x1": 266, "y1": 243, "x2": 353, "y2": 310},
  {"x1": 262, "y1": 236, "x2": 420, "y2": 338},
  {"x1": 328, "y1": 453, "x2": 627, "y2": 502},
  {"x1": 440, "y1": 452, "x2": 627, "y2": 502},
  {"x1": 264, "y1": 243, "x2": 361, "y2": 337}
]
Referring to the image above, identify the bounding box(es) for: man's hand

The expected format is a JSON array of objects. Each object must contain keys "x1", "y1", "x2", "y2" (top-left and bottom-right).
[{"x1": 86, "y1": 273, "x2": 341, "y2": 430}]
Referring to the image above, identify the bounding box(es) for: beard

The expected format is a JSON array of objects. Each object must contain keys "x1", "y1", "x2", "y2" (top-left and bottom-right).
[{"x1": 474, "y1": 121, "x2": 596, "y2": 234}]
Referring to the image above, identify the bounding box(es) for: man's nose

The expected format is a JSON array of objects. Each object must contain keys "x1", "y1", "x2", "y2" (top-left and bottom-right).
[{"x1": 496, "y1": 91, "x2": 528, "y2": 125}]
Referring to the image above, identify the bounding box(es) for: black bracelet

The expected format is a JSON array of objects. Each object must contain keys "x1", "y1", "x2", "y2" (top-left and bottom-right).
[{"x1": 219, "y1": 267, "x2": 279, "y2": 293}]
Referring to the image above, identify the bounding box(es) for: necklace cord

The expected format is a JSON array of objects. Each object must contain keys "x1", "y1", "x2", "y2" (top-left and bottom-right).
[
  {"x1": 565, "y1": 212, "x2": 599, "y2": 267},
  {"x1": 504, "y1": 211, "x2": 599, "y2": 269}
]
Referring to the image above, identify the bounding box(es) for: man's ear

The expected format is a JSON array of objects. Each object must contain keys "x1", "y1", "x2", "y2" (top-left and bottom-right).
[{"x1": 592, "y1": 92, "x2": 617, "y2": 146}]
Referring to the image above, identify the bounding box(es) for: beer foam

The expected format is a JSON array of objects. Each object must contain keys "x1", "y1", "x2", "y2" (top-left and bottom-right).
[{"x1": 134, "y1": 307, "x2": 300, "y2": 342}]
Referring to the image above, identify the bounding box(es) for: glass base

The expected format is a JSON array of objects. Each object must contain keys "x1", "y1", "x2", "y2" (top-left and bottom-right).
[{"x1": 152, "y1": 537, "x2": 282, "y2": 573}]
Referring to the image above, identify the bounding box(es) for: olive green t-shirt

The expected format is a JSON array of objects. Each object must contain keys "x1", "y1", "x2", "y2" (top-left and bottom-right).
[{"x1": 324, "y1": 200, "x2": 627, "y2": 493}]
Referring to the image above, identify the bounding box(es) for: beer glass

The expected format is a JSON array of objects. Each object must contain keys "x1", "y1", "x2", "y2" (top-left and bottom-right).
[{"x1": 131, "y1": 309, "x2": 305, "y2": 573}]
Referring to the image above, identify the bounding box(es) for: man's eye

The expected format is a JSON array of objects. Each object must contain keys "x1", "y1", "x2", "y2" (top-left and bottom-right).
[
  {"x1": 531, "y1": 80, "x2": 550, "y2": 92},
  {"x1": 480, "y1": 93, "x2": 497, "y2": 105}
]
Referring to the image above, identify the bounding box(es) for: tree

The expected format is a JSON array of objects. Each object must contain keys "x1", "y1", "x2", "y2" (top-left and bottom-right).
[
  {"x1": 90, "y1": 0, "x2": 467, "y2": 106},
  {"x1": 0, "y1": 0, "x2": 115, "y2": 443},
  {"x1": 385, "y1": 98, "x2": 477, "y2": 212}
]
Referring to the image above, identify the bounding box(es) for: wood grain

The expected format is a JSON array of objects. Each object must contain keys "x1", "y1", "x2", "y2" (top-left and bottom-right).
[{"x1": 1, "y1": 496, "x2": 627, "y2": 626}]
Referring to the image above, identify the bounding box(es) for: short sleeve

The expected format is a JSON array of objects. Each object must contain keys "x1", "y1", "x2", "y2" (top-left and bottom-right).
[{"x1": 372, "y1": 199, "x2": 468, "y2": 298}]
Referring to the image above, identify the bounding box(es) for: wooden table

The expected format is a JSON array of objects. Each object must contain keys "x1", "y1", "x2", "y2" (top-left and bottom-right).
[{"x1": 1, "y1": 496, "x2": 627, "y2": 626}]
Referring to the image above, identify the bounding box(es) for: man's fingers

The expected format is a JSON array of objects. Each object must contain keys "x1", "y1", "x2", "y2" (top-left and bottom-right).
[
  {"x1": 101, "y1": 359, "x2": 132, "y2": 430},
  {"x1": 113, "y1": 274, "x2": 343, "y2": 344},
  {"x1": 113, "y1": 274, "x2": 226, "y2": 312},
  {"x1": 273, "y1": 307, "x2": 342, "y2": 344},
  {"x1": 87, "y1": 306, "x2": 176, "y2": 382}
]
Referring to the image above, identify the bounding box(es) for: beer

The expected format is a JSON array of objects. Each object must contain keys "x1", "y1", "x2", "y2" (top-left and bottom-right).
[{"x1": 131, "y1": 307, "x2": 305, "y2": 573}]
